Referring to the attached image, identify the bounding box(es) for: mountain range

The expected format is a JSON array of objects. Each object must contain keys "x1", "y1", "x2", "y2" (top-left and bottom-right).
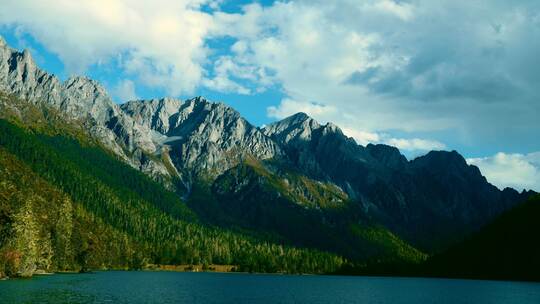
[{"x1": 0, "y1": 36, "x2": 536, "y2": 279}]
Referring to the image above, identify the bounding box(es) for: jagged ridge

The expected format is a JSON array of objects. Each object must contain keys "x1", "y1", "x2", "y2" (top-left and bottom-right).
[{"x1": 0, "y1": 36, "x2": 535, "y2": 261}]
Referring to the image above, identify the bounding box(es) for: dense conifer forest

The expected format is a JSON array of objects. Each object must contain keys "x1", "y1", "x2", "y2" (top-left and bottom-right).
[
  {"x1": 0, "y1": 116, "x2": 344, "y2": 277},
  {"x1": 0, "y1": 92, "x2": 537, "y2": 282},
  {"x1": 424, "y1": 194, "x2": 540, "y2": 281}
]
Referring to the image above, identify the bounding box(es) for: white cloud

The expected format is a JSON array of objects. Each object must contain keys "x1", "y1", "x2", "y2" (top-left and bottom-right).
[
  {"x1": 385, "y1": 138, "x2": 446, "y2": 152},
  {"x1": 0, "y1": 0, "x2": 538, "y2": 157},
  {"x1": 267, "y1": 98, "x2": 337, "y2": 120},
  {"x1": 0, "y1": 0, "x2": 215, "y2": 96},
  {"x1": 112, "y1": 79, "x2": 138, "y2": 102},
  {"x1": 371, "y1": 0, "x2": 414, "y2": 21},
  {"x1": 268, "y1": 98, "x2": 446, "y2": 152},
  {"x1": 341, "y1": 127, "x2": 381, "y2": 146},
  {"x1": 215, "y1": 0, "x2": 540, "y2": 154},
  {"x1": 468, "y1": 152, "x2": 540, "y2": 192},
  {"x1": 202, "y1": 55, "x2": 274, "y2": 94}
]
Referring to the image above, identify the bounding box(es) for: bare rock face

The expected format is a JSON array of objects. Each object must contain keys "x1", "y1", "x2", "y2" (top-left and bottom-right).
[
  {"x1": 0, "y1": 38, "x2": 282, "y2": 190},
  {"x1": 263, "y1": 112, "x2": 377, "y2": 182},
  {"x1": 264, "y1": 112, "x2": 532, "y2": 249},
  {"x1": 263, "y1": 112, "x2": 321, "y2": 143},
  {"x1": 0, "y1": 40, "x2": 169, "y2": 180},
  {"x1": 121, "y1": 96, "x2": 282, "y2": 177},
  {"x1": 0, "y1": 37, "x2": 533, "y2": 252},
  {"x1": 120, "y1": 97, "x2": 183, "y2": 134}
]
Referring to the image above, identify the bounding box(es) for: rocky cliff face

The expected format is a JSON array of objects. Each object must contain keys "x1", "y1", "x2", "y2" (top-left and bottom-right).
[
  {"x1": 0, "y1": 36, "x2": 534, "y2": 253},
  {"x1": 120, "y1": 97, "x2": 282, "y2": 179},
  {"x1": 263, "y1": 112, "x2": 378, "y2": 181},
  {"x1": 0, "y1": 38, "x2": 282, "y2": 191},
  {"x1": 0, "y1": 38, "x2": 172, "y2": 182},
  {"x1": 263, "y1": 112, "x2": 532, "y2": 249}
]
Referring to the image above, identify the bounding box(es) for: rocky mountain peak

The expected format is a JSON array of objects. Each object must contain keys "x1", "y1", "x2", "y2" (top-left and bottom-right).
[
  {"x1": 0, "y1": 38, "x2": 169, "y2": 181},
  {"x1": 0, "y1": 44, "x2": 42, "y2": 88},
  {"x1": 190, "y1": 96, "x2": 208, "y2": 104},
  {"x1": 366, "y1": 143, "x2": 408, "y2": 169},
  {"x1": 120, "y1": 97, "x2": 183, "y2": 134},
  {"x1": 0, "y1": 35, "x2": 535, "y2": 259},
  {"x1": 64, "y1": 76, "x2": 105, "y2": 92},
  {"x1": 412, "y1": 150, "x2": 468, "y2": 170},
  {"x1": 263, "y1": 112, "x2": 322, "y2": 143},
  {"x1": 410, "y1": 150, "x2": 488, "y2": 188},
  {"x1": 286, "y1": 112, "x2": 312, "y2": 123},
  {"x1": 118, "y1": 94, "x2": 282, "y2": 178},
  {"x1": 56, "y1": 75, "x2": 119, "y2": 126},
  {"x1": 321, "y1": 122, "x2": 343, "y2": 135},
  {"x1": 0, "y1": 43, "x2": 115, "y2": 123}
]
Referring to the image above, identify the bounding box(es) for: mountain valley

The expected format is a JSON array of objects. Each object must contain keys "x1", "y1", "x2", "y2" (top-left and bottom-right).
[{"x1": 0, "y1": 36, "x2": 536, "y2": 280}]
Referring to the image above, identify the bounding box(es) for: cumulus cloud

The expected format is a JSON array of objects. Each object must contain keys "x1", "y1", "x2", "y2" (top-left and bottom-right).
[
  {"x1": 111, "y1": 79, "x2": 138, "y2": 102},
  {"x1": 468, "y1": 152, "x2": 540, "y2": 192},
  {"x1": 0, "y1": 0, "x2": 215, "y2": 95},
  {"x1": 370, "y1": 0, "x2": 414, "y2": 21},
  {"x1": 267, "y1": 98, "x2": 337, "y2": 120},
  {"x1": 267, "y1": 98, "x2": 445, "y2": 151},
  {"x1": 0, "y1": 0, "x2": 538, "y2": 157},
  {"x1": 341, "y1": 128, "x2": 381, "y2": 146},
  {"x1": 214, "y1": 0, "x2": 540, "y2": 154},
  {"x1": 386, "y1": 138, "x2": 446, "y2": 152},
  {"x1": 202, "y1": 55, "x2": 274, "y2": 94}
]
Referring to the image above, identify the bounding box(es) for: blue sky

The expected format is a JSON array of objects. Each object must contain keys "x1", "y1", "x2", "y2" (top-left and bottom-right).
[{"x1": 1, "y1": 0, "x2": 539, "y2": 191}]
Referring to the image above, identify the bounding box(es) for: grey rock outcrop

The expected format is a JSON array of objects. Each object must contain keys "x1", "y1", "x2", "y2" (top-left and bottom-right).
[
  {"x1": 0, "y1": 36, "x2": 534, "y2": 252},
  {"x1": 121, "y1": 96, "x2": 282, "y2": 177},
  {"x1": 0, "y1": 38, "x2": 282, "y2": 190},
  {"x1": 120, "y1": 97, "x2": 183, "y2": 134},
  {"x1": 0, "y1": 39, "x2": 170, "y2": 180},
  {"x1": 263, "y1": 112, "x2": 532, "y2": 249},
  {"x1": 263, "y1": 112, "x2": 378, "y2": 182}
]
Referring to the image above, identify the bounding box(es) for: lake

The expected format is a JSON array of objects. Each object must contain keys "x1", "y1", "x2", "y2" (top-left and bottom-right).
[{"x1": 1, "y1": 271, "x2": 539, "y2": 304}]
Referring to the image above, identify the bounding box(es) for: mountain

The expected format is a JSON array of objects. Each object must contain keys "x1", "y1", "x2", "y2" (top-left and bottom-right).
[
  {"x1": 0, "y1": 36, "x2": 535, "y2": 278},
  {"x1": 0, "y1": 37, "x2": 171, "y2": 183},
  {"x1": 0, "y1": 94, "x2": 343, "y2": 278},
  {"x1": 425, "y1": 194, "x2": 540, "y2": 281},
  {"x1": 263, "y1": 111, "x2": 532, "y2": 250},
  {"x1": 120, "y1": 97, "x2": 281, "y2": 190}
]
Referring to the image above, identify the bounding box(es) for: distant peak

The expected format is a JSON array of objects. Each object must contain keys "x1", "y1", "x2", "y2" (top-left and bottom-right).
[
  {"x1": 66, "y1": 75, "x2": 96, "y2": 84},
  {"x1": 64, "y1": 76, "x2": 105, "y2": 91},
  {"x1": 413, "y1": 150, "x2": 468, "y2": 169},
  {"x1": 0, "y1": 36, "x2": 6, "y2": 48},
  {"x1": 276, "y1": 112, "x2": 318, "y2": 127},
  {"x1": 290, "y1": 112, "x2": 310, "y2": 120},
  {"x1": 189, "y1": 96, "x2": 209, "y2": 104},
  {"x1": 366, "y1": 143, "x2": 408, "y2": 168},
  {"x1": 323, "y1": 122, "x2": 341, "y2": 133},
  {"x1": 22, "y1": 48, "x2": 31, "y2": 58},
  {"x1": 137, "y1": 97, "x2": 182, "y2": 106},
  {"x1": 426, "y1": 150, "x2": 463, "y2": 160},
  {"x1": 367, "y1": 143, "x2": 401, "y2": 153}
]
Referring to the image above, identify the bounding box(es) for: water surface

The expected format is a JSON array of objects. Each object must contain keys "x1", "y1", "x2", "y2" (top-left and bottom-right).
[{"x1": 1, "y1": 271, "x2": 539, "y2": 303}]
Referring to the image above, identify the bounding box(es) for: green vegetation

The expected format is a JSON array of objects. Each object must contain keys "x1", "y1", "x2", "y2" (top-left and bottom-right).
[
  {"x1": 349, "y1": 224, "x2": 427, "y2": 263},
  {"x1": 0, "y1": 115, "x2": 344, "y2": 278},
  {"x1": 425, "y1": 194, "x2": 540, "y2": 281},
  {"x1": 4, "y1": 92, "x2": 535, "y2": 281},
  {"x1": 209, "y1": 160, "x2": 426, "y2": 263}
]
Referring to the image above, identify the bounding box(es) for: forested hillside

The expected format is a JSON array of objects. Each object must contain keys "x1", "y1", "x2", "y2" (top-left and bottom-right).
[
  {"x1": 0, "y1": 103, "x2": 344, "y2": 277},
  {"x1": 0, "y1": 31, "x2": 536, "y2": 281},
  {"x1": 205, "y1": 159, "x2": 427, "y2": 262},
  {"x1": 425, "y1": 194, "x2": 540, "y2": 281}
]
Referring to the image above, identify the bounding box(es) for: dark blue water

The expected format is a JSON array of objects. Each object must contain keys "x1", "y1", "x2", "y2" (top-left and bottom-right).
[{"x1": 1, "y1": 271, "x2": 539, "y2": 304}]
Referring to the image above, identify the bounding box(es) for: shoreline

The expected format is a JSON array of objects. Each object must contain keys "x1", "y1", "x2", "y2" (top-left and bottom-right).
[
  {"x1": 3, "y1": 266, "x2": 539, "y2": 283},
  {"x1": 143, "y1": 264, "x2": 238, "y2": 273}
]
